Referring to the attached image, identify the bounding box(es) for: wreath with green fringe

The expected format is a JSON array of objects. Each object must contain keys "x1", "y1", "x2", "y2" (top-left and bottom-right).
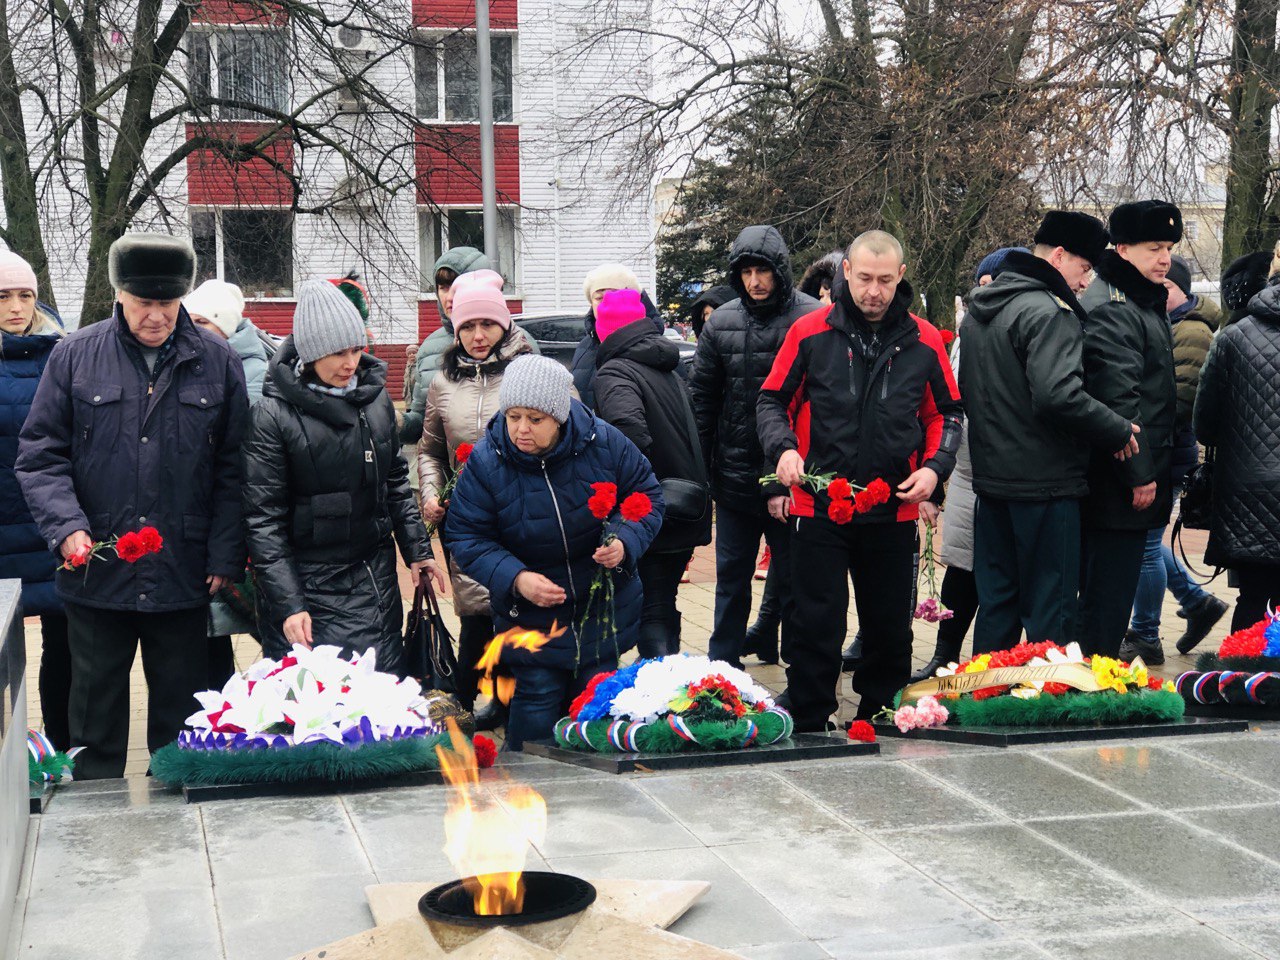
[
  {"x1": 28, "y1": 730, "x2": 75, "y2": 783},
  {"x1": 893, "y1": 640, "x2": 1184, "y2": 730},
  {"x1": 552, "y1": 655, "x2": 794, "y2": 754},
  {"x1": 1178, "y1": 616, "x2": 1280, "y2": 710}
]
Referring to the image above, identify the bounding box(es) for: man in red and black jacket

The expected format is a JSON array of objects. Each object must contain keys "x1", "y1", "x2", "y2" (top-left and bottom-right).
[{"x1": 758, "y1": 231, "x2": 963, "y2": 731}]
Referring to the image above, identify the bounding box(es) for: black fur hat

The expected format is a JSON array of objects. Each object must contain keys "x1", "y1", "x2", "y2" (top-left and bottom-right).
[
  {"x1": 1033, "y1": 210, "x2": 1110, "y2": 264},
  {"x1": 1220, "y1": 251, "x2": 1273, "y2": 311},
  {"x1": 1108, "y1": 200, "x2": 1183, "y2": 245},
  {"x1": 108, "y1": 233, "x2": 197, "y2": 299}
]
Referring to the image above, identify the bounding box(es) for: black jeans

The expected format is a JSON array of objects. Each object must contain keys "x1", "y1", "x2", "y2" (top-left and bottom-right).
[
  {"x1": 973, "y1": 497, "x2": 1081, "y2": 653},
  {"x1": 38, "y1": 613, "x2": 71, "y2": 752},
  {"x1": 1230, "y1": 564, "x2": 1280, "y2": 632},
  {"x1": 504, "y1": 658, "x2": 617, "y2": 751},
  {"x1": 64, "y1": 602, "x2": 208, "y2": 780},
  {"x1": 638, "y1": 549, "x2": 694, "y2": 658},
  {"x1": 1077, "y1": 527, "x2": 1148, "y2": 657},
  {"x1": 937, "y1": 566, "x2": 979, "y2": 659},
  {"x1": 709, "y1": 503, "x2": 793, "y2": 663},
  {"x1": 456, "y1": 614, "x2": 496, "y2": 712},
  {"x1": 786, "y1": 517, "x2": 917, "y2": 730}
]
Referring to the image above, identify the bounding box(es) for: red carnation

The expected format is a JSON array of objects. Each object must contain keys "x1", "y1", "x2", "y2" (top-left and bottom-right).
[
  {"x1": 853, "y1": 491, "x2": 875, "y2": 513},
  {"x1": 939, "y1": 329, "x2": 956, "y2": 346},
  {"x1": 138, "y1": 526, "x2": 163, "y2": 554},
  {"x1": 828, "y1": 477, "x2": 853, "y2": 500},
  {"x1": 473, "y1": 735, "x2": 497, "y2": 769},
  {"x1": 455, "y1": 443, "x2": 474, "y2": 465},
  {"x1": 115, "y1": 532, "x2": 147, "y2": 563},
  {"x1": 866, "y1": 478, "x2": 892, "y2": 505},
  {"x1": 847, "y1": 720, "x2": 876, "y2": 743},
  {"x1": 620, "y1": 492, "x2": 653, "y2": 523},
  {"x1": 828, "y1": 499, "x2": 855, "y2": 524},
  {"x1": 67, "y1": 550, "x2": 89, "y2": 569},
  {"x1": 588, "y1": 482, "x2": 618, "y2": 519}
]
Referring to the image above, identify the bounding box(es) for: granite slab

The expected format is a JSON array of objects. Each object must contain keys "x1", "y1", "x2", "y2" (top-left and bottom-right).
[
  {"x1": 871, "y1": 716, "x2": 1247, "y2": 746},
  {"x1": 522, "y1": 734, "x2": 877, "y2": 773}
]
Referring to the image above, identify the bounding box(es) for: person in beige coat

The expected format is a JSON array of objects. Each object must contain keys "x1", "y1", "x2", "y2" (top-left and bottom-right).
[{"x1": 418, "y1": 269, "x2": 533, "y2": 726}]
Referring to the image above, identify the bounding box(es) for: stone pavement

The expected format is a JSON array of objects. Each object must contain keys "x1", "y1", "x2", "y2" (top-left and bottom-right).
[{"x1": 17, "y1": 527, "x2": 1278, "y2": 960}]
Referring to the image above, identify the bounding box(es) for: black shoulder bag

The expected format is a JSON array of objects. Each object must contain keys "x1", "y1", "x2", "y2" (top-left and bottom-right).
[
  {"x1": 661, "y1": 388, "x2": 712, "y2": 522},
  {"x1": 1172, "y1": 446, "x2": 1223, "y2": 582},
  {"x1": 402, "y1": 576, "x2": 459, "y2": 693}
]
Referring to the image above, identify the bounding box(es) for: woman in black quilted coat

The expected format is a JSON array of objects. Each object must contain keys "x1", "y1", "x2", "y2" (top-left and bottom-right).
[
  {"x1": 1194, "y1": 272, "x2": 1280, "y2": 630},
  {"x1": 241, "y1": 281, "x2": 443, "y2": 672}
]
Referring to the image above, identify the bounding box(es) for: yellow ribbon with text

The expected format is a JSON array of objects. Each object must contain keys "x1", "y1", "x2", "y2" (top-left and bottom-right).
[{"x1": 899, "y1": 661, "x2": 1106, "y2": 704}]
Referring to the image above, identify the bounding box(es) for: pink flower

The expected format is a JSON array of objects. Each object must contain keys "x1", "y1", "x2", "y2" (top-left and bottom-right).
[
  {"x1": 914, "y1": 597, "x2": 955, "y2": 623},
  {"x1": 893, "y1": 704, "x2": 919, "y2": 732},
  {"x1": 893, "y1": 696, "x2": 949, "y2": 732}
]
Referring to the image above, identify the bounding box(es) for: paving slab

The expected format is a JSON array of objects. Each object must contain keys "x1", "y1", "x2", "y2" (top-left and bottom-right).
[
  {"x1": 907, "y1": 751, "x2": 1143, "y2": 820},
  {"x1": 1182, "y1": 803, "x2": 1280, "y2": 864},
  {"x1": 200, "y1": 794, "x2": 371, "y2": 885},
  {"x1": 489, "y1": 779, "x2": 700, "y2": 859},
  {"x1": 17, "y1": 886, "x2": 222, "y2": 960},
  {"x1": 1209, "y1": 917, "x2": 1280, "y2": 958},
  {"x1": 546, "y1": 847, "x2": 805, "y2": 950},
  {"x1": 1172, "y1": 734, "x2": 1280, "y2": 787},
  {"x1": 711, "y1": 835, "x2": 977, "y2": 942},
  {"x1": 1039, "y1": 743, "x2": 1280, "y2": 809},
  {"x1": 827, "y1": 940, "x2": 1050, "y2": 960},
  {"x1": 1029, "y1": 813, "x2": 1280, "y2": 912},
  {"x1": 735, "y1": 941, "x2": 833, "y2": 960},
  {"x1": 26, "y1": 806, "x2": 209, "y2": 897},
  {"x1": 872, "y1": 822, "x2": 1154, "y2": 919},
  {"x1": 774, "y1": 760, "x2": 999, "y2": 831},
  {"x1": 635, "y1": 769, "x2": 853, "y2": 845},
  {"x1": 217, "y1": 870, "x2": 380, "y2": 960},
  {"x1": 1039, "y1": 925, "x2": 1265, "y2": 960}
]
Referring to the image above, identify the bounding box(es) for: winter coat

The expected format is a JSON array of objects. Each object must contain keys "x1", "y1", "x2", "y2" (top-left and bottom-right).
[
  {"x1": 0, "y1": 305, "x2": 63, "y2": 617},
  {"x1": 571, "y1": 291, "x2": 667, "y2": 410},
  {"x1": 416, "y1": 327, "x2": 534, "y2": 616},
  {"x1": 1079, "y1": 251, "x2": 1177, "y2": 531},
  {"x1": 594, "y1": 319, "x2": 712, "y2": 553},
  {"x1": 689, "y1": 226, "x2": 820, "y2": 512},
  {"x1": 227, "y1": 319, "x2": 276, "y2": 405},
  {"x1": 939, "y1": 342, "x2": 975, "y2": 571},
  {"x1": 757, "y1": 271, "x2": 962, "y2": 523},
  {"x1": 960, "y1": 251, "x2": 1132, "y2": 501},
  {"x1": 1170, "y1": 296, "x2": 1219, "y2": 487},
  {"x1": 446, "y1": 400, "x2": 664, "y2": 671},
  {"x1": 16, "y1": 307, "x2": 249, "y2": 612},
  {"x1": 241, "y1": 339, "x2": 431, "y2": 669},
  {"x1": 399, "y1": 246, "x2": 498, "y2": 445},
  {"x1": 688, "y1": 284, "x2": 735, "y2": 339},
  {"x1": 1194, "y1": 281, "x2": 1280, "y2": 567}
]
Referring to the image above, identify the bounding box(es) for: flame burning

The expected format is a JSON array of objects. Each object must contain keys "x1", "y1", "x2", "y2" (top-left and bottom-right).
[
  {"x1": 436, "y1": 718, "x2": 547, "y2": 916},
  {"x1": 475, "y1": 625, "x2": 563, "y2": 705}
]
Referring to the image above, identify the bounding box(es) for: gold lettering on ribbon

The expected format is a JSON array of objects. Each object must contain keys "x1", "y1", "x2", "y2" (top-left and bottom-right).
[{"x1": 900, "y1": 662, "x2": 1104, "y2": 703}]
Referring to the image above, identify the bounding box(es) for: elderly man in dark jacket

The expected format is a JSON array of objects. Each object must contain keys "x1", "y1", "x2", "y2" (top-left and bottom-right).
[
  {"x1": 690, "y1": 225, "x2": 819, "y2": 667},
  {"x1": 1078, "y1": 201, "x2": 1181, "y2": 657},
  {"x1": 960, "y1": 212, "x2": 1136, "y2": 654},
  {"x1": 16, "y1": 234, "x2": 249, "y2": 779}
]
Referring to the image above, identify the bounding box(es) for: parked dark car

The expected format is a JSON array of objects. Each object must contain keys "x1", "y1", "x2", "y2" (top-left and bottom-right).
[{"x1": 514, "y1": 313, "x2": 695, "y2": 371}]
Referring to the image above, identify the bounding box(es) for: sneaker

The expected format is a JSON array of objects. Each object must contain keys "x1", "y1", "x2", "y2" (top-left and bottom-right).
[
  {"x1": 1175, "y1": 596, "x2": 1229, "y2": 654},
  {"x1": 754, "y1": 547, "x2": 771, "y2": 581},
  {"x1": 1119, "y1": 635, "x2": 1165, "y2": 666}
]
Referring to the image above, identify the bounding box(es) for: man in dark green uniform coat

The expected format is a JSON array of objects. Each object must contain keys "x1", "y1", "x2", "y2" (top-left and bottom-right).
[
  {"x1": 961, "y1": 211, "x2": 1138, "y2": 653},
  {"x1": 1078, "y1": 200, "x2": 1181, "y2": 656}
]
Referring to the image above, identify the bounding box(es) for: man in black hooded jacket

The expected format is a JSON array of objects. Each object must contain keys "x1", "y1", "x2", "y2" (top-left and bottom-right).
[
  {"x1": 690, "y1": 225, "x2": 819, "y2": 666},
  {"x1": 960, "y1": 211, "x2": 1138, "y2": 654},
  {"x1": 1078, "y1": 200, "x2": 1181, "y2": 656}
]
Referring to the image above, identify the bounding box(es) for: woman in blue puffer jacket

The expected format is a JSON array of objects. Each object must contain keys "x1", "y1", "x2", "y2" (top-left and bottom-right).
[
  {"x1": 0, "y1": 252, "x2": 68, "y2": 749},
  {"x1": 446, "y1": 355, "x2": 664, "y2": 749}
]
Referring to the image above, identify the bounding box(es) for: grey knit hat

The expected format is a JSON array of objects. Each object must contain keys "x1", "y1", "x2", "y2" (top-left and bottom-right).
[
  {"x1": 292, "y1": 279, "x2": 368, "y2": 364},
  {"x1": 500, "y1": 355, "x2": 573, "y2": 424}
]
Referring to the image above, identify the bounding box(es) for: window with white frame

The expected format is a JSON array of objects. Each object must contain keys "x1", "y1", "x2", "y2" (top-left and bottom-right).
[
  {"x1": 414, "y1": 33, "x2": 514, "y2": 122},
  {"x1": 188, "y1": 29, "x2": 290, "y2": 120},
  {"x1": 1184, "y1": 220, "x2": 1199, "y2": 241},
  {"x1": 419, "y1": 208, "x2": 517, "y2": 292},
  {"x1": 192, "y1": 209, "x2": 295, "y2": 298}
]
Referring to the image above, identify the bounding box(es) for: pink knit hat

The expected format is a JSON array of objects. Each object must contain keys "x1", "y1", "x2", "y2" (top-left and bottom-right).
[
  {"x1": 595, "y1": 289, "x2": 646, "y2": 342},
  {"x1": 0, "y1": 251, "x2": 38, "y2": 295},
  {"x1": 450, "y1": 269, "x2": 510, "y2": 330}
]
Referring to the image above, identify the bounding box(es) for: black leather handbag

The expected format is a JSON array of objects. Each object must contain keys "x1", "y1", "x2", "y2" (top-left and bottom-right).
[
  {"x1": 661, "y1": 389, "x2": 711, "y2": 523},
  {"x1": 1178, "y1": 447, "x2": 1215, "y2": 531},
  {"x1": 402, "y1": 577, "x2": 458, "y2": 693}
]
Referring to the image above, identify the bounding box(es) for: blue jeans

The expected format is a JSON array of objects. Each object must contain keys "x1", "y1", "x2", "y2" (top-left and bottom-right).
[
  {"x1": 1129, "y1": 526, "x2": 1212, "y2": 643},
  {"x1": 503, "y1": 659, "x2": 618, "y2": 752}
]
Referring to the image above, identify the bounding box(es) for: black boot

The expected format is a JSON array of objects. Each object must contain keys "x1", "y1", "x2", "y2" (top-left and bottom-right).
[
  {"x1": 841, "y1": 632, "x2": 864, "y2": 671},
  {"x1": 908, "y1": 634, "x2": 964, "y2": 683},
  {"x1": 742, "y1": 616, "x2": 779, "y2": 664},
  {"x1": 473, "y1": 698, "x2": 509, "y2": 731},
  {"x1": 1176, "y1": 596, "x2": 1229, "y2": 654}
]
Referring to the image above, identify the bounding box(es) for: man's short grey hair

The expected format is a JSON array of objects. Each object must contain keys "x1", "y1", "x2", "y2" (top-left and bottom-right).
[{"x1": 846, "y1": 230, "x2": 905, "y2": 265}]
